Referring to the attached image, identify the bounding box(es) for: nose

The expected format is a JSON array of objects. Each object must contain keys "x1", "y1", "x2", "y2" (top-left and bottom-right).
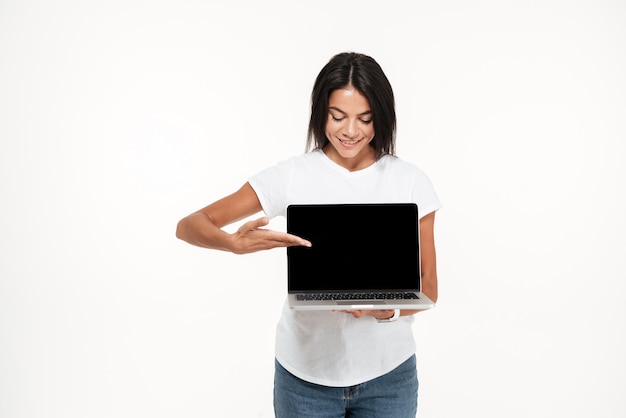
[{"x1": 342, "y1": 118, "x2": 358, "y2": 138}]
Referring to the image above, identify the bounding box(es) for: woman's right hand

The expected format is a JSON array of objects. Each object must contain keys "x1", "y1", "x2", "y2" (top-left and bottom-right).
[
  {"x1": 177, "y1": 182, "x2": 310, "y2": 254},
  {"x1": 230, "y1": 216, "x2": 312, "y2": 254}
]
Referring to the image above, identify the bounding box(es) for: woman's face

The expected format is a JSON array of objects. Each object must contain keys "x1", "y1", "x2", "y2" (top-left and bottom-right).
[{"x1": 323, "y1": 87, "x2": 376, "y2": 171}]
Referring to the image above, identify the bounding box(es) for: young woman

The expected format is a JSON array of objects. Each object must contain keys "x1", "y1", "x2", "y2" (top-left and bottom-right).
[{"x1": 176, "y1": 52, "x2": 441, "y2": 417}]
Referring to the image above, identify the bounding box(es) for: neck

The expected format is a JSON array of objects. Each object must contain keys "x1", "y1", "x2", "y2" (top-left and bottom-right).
[{"x1": 322, "y1": 145, "x2": 377, "y2": 172}]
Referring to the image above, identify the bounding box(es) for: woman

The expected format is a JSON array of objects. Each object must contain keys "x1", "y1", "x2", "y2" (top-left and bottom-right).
[{"x1": 176, "y1": 52, "x2": 441, "y2": 417}]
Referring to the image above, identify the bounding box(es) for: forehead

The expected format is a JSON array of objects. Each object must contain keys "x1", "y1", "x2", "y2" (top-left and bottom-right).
[{"x1": 328, "y1": 88, "x2": 371, "y2": 112}]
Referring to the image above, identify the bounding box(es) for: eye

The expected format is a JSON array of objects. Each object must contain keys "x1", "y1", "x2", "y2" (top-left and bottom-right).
[
  {"x1": 330, "y1": 114, "x2": 345, "y2": 122},
  {"x1": 360, "y1": 118, "x2": 373, "y2": 125}
]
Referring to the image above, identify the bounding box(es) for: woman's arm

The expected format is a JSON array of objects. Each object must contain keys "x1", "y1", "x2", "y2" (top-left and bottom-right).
[{"x1": 176, "y1": 182, "x2": 311, "y2": 254}]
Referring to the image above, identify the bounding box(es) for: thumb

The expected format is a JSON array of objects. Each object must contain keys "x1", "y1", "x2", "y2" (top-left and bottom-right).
[{"x1": 253, "y1": 216, "x2": 270, "y2": 228}]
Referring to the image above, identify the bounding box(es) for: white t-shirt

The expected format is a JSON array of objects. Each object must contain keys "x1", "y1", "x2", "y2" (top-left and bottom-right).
[{"x1": 248, "y1": 150, "x2": 441, "y2": 387}]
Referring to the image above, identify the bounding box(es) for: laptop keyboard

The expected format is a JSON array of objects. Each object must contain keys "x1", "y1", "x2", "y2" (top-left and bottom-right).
[{"x1": 296, "y1": 292, "x2": 419, "y2": 301}]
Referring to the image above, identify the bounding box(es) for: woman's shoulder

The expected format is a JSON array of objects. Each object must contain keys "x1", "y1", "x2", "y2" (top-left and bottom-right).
[
  {"x1": 252, "y1": 151, "x2": 323, "y2": 178},
  {"x1": 380, "y1": 154, "x2": 428, "y2": 175},
  {"x1": 379, "y1": 155, "x2": 438, "y2": 192},
  {"x1": 269, "y1": 150, "x2": 325, "y2": 170}
]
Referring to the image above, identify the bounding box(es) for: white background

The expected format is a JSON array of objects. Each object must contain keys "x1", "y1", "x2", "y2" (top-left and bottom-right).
[{"x1": 1, "y1": 1, "x2": 625, "y2": 417}]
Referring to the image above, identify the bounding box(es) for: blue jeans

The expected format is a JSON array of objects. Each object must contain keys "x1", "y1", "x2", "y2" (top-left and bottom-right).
[{"x1": 274, "y1": 355, "x2": 418, "y2": 418}]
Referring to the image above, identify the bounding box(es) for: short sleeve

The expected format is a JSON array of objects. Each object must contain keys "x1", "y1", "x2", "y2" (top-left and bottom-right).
[
  {"x1": 411, "y1": 167, "x2": 442, "y2": 219},
  {"x1": 247, "y1": 158, "x2": 294, "y2": 218}
]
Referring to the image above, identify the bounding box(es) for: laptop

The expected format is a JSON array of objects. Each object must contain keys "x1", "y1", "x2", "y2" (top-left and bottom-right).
[{"x1": 286, "y1": 203, "x2": 435, "y2": 310}]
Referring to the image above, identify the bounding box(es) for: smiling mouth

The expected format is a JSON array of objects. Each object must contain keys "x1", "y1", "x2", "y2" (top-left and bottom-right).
[{"x1": 339, "y1": 138, "x2": 361, "y2": 146}]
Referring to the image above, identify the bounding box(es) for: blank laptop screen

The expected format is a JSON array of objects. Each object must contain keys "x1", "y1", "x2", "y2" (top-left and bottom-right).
[{"x1": 286, "y1": 203, "x2": 420, "y2": 293}]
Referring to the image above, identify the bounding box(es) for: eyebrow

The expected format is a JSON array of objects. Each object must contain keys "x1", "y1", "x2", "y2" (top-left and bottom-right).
[{"x1": 329, "y1": 106, "x2": 372, "y2": 117}]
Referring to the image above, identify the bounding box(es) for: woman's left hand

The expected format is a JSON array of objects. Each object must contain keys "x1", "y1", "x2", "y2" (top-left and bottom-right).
[{"x1": 333, "y1": 309, "x2": 396, "y2": 320}]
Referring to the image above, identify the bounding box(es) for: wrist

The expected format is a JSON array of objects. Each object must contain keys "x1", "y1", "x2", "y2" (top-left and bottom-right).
[{"x1": 376, "y1": 309, "x2": 400, "y2": 323}]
